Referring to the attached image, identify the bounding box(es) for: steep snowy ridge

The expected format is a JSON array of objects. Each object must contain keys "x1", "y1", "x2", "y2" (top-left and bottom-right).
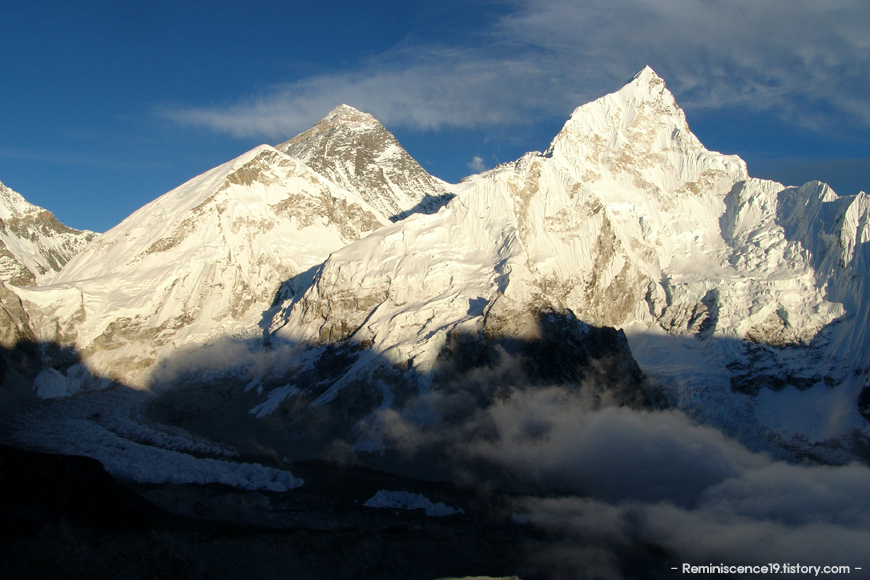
[
  {"x1": 271, "y1": 176, "x2": 525, "y2": 373},
  {"x1": 279, "y1": 104, "x2": 454, "y2": 221},
  {"x1": 11, "y1": 145, "x2": 389, "y2": 388},
  {"x1": 711, "y1": 180, "x2": 837, "y2": 351},
  {"x1": 547, "y1": 67, "x2": 747, "y2": 202},
  {"x1": 0, "y1": 180, "x2": 96, "y2": 286},
  {"x1": 779, "y1": 183, "x2": 870, "y2": 372},
  {"x1": 718, "y1": 179, "x2": 867, "y2": 360}
]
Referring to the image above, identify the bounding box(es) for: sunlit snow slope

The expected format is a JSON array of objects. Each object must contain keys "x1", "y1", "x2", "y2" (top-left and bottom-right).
[{"x1": 11, "y1": 145, "x2": 389, "y2": 388}]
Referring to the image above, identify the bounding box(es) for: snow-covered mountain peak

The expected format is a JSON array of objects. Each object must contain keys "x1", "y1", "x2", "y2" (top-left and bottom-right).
[
  {"x1": 320, "y1": 104, "x2": 379, "y2": 128},
  {"x1": 278, "y1": 105, "x2": 453, "y2": 221},
  {"x1": 549, "y1": 66, "x2": 680, "y2": 141},
  {"x1": 0, "y1": 180, "x2": 39, "y2": 221},
  {"x1": 545, "y1": 66, "x2": 746, "y2": 209},
  {"x1": 627, "y1": 65, "x2": 668, "y2": 96},
  {"x1": 631, "y1": 64, "x2": 659, "y2": 83},
  {"x1": 0, "y1": 180, "x2": 96, "y2": 286}
]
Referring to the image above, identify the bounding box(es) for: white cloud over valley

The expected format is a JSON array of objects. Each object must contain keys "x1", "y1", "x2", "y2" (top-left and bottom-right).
[{"x1": 377, "y1": 384, "x2": 870, "y2": 578}]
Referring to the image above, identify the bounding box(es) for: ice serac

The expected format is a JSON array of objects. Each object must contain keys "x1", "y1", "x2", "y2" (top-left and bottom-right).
[
  {"x1": 15, "y1": 145, "x2": 387, "y2": 387},
  {"x1": 278, "y1": 104, "x2": 454, "y2": 221},
  {"x1": 266, "y1": 67, "x2": 869, "y2": 459},
  {"x1": 0, "y1": 180, "x2": 96, "y2": 286}
]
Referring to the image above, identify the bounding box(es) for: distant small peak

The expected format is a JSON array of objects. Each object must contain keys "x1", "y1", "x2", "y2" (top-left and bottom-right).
[
  {"x1": 276, "y1": 105, "x2": 385, "y2": 152},
  {"x1": 616, "y1": 65, "x2": 673, "y2": 106},
  {"x1": 331, "y1": 103, "x2": 363, "y2": 115},
  {"x1": 0, "y1": 180, "x2": 38, "y2": 216},
  {"x1": 235, "y1": 143, "x2": 278, "y2": 162},
  {"x1": 324, "y1": 104, "x2": 377, "y2": 123}
]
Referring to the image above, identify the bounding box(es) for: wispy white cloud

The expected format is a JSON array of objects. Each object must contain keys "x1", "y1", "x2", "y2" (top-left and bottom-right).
[
  {"x1": 467, "y1": 156, "x2": 486, "y2": 172},
  {"x1": 502, "y1": 0, "x2": 870, "y2": 128},
  {"x1": 164, "y1": 0, "x2": 870, "y2": 139},
  {"x1": 162, "y1": 50, "x2": 559, "y2": 139}
]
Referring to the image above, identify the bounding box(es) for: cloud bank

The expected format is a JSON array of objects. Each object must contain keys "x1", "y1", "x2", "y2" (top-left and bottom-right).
[
  {"x1": 376, "y1": 384, "x2": 870, "y2": 577},
  {"x1": 165, "y1": 0, "x2": 870, "y2": 140}
]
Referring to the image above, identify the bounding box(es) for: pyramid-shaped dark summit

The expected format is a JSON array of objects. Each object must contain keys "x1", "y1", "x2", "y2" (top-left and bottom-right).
[{"x1": 278, "y1": 104, "x2": 452, "y2": 221}]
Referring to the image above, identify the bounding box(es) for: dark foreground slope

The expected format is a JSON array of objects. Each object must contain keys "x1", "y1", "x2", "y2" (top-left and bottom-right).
[{"x1": 0, "y1": 444, "x2": 673, "y2": 580}]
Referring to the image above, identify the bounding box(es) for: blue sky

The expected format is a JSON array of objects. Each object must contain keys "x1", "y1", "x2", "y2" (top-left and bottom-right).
[{"x1": 1, "y1": 0, "x2": 868, "y2": 233}]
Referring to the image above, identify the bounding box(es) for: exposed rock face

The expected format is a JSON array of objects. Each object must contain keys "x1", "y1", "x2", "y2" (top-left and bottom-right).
[
  {"x1": 658, "y1": 289, "x2": 719, "y2": 338},
  {"x1": 0, "y1": 282, "x2": 36, "y2": 349},
  {"x1": 859, "y1": 383, "x2": 870, "y2": 422},
  {"x1": 0, "y1": 181, "x2": 96, "y2": 286},
  {"x1": 279, "y1": 104, "x2": 453, "y2": 221},
  {"x1": 441, "y1": 309, "x2": 653, "y2": 408}
]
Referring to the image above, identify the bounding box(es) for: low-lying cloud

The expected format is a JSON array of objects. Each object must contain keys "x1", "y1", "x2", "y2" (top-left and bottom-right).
[
  {"x1": 376, "y1": 383, "x2": 870, "y2": 577},
  {"x1": 147, "y1": 337, "x2": 307, "y2": 391}
]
